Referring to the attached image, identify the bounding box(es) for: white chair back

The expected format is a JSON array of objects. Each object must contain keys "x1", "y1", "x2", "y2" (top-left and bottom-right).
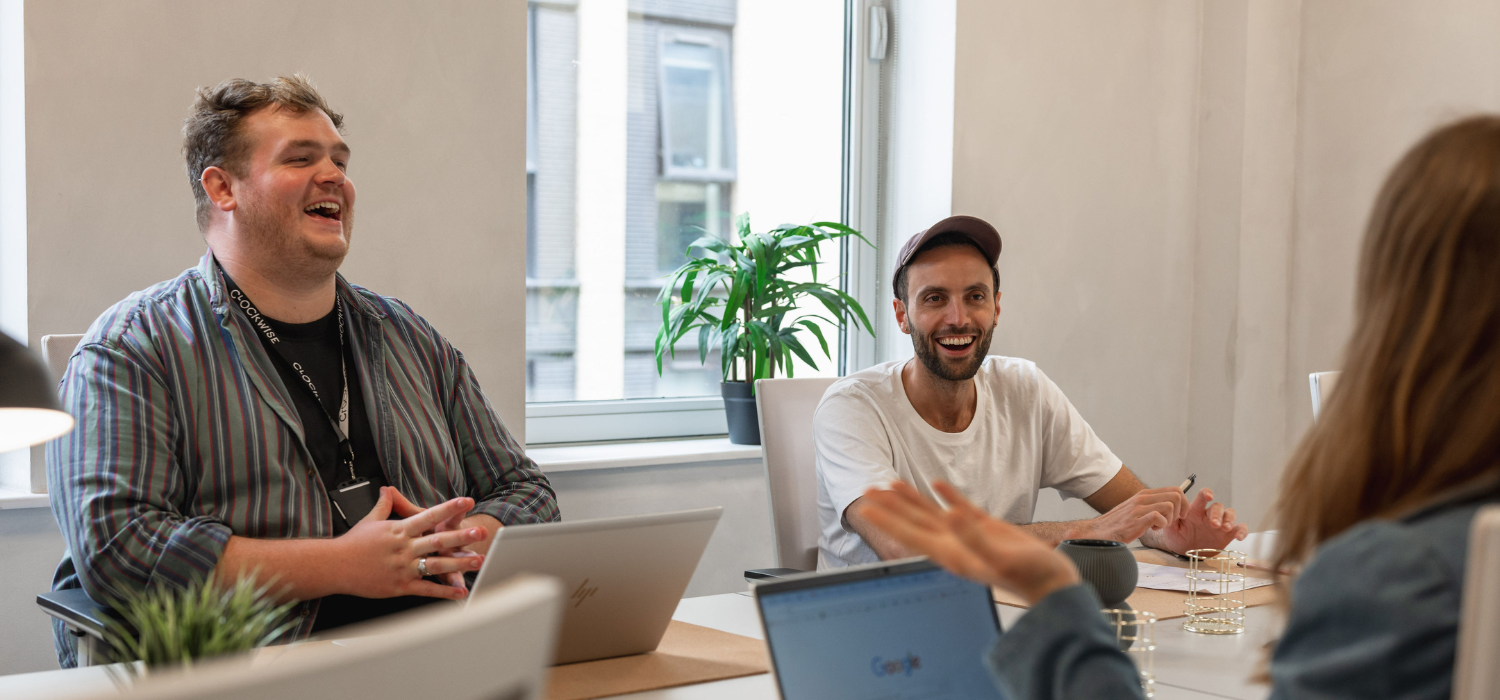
[
  {"x1": 755, "y1": 377, "x2": 838, "y2": 571},
  {"x1": 1455, "y1": 505, "x2": 1500, "y2": 700},
  {"x1": 1309, "y1": 371, "x2": 1340, "y2": 420},
  {"x1": 60, "y1": 575, "x2": 562, "y2": 700},
  {"x1": 41, "y1": 334, "x2": 85, "y2": 384}
]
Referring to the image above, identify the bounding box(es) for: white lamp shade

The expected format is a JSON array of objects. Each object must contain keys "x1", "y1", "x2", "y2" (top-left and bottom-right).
[
  {"x1": 0, "y1": 330, "x2": 76, "y2": 452},
  {"x1": 0, "y1": 407, "x2": 75, "y2": 453}
]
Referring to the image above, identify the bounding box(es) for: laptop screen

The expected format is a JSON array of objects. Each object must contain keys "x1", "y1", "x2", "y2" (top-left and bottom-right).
[{"x1": 756, "y1": 562, "x2": 1005, "y2": 700}]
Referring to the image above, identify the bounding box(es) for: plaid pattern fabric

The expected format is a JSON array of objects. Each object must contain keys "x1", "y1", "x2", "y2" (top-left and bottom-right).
[{"x1": 47, "y1": 251, "x2": 557, "y2": 666}]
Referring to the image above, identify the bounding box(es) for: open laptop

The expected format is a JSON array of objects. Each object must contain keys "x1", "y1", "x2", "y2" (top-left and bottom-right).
[
  {"x1": 753, "y1": 558, "x2": 1006, "y2": 700},
  {"x1": 468, "y1": 506, "x2": 722, "y2": 664}
]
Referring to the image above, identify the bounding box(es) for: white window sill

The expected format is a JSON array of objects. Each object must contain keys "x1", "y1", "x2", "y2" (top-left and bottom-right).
[
  {"x1": 526, "y1": 397, "x2": 728, "y2": 445},
  {"x1": 0, "y1": 487, "x2": 49, "y2": 510},
  {"x1": 528, "y1": 436, "x2": 762, "y2": 473},
  {"x1": 0, "y1": 438, "x2": 765, "y2": 508}
]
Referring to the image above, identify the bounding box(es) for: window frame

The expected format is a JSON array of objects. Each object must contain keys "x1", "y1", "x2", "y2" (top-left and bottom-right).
[
  {"x1": 525, "y1": 4, "x2": 539, "y2": 277},
  {"x1": 525, "y1": 4, "x2": 539, "y2": 176},
  {"x1": 524, "y1": 1, "x2": 886, "y2": 445},
  {"x1": 839, "y1": 0, "x2": 885, "y2": 374},
  {"x1": 526, "y1": 396, "x2": 728, "y2": 444}
]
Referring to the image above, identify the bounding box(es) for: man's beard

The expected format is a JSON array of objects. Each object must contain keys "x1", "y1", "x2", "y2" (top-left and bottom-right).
[
  {"x1": 237, "y1": 190, "x2": 351, "y2": 284},
  {"x1": 911, "y1": 322, "x2": 995, "y2": 382}
]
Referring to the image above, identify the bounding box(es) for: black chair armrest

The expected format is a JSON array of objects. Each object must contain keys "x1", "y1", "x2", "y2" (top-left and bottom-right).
[
  {"x1": 37, "y1": 588, "x2": 109, "y2": 640},
  {"x1": 744, "y1": 567, "x2": 809, "y2": 583}
]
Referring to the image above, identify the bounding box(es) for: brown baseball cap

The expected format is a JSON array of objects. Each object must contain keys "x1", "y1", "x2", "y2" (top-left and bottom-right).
[{"x1": 891, "y1": 215, "x2": 1002, "y2": 297}]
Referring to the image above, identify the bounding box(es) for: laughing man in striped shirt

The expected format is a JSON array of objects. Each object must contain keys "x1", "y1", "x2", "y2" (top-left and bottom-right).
[{"x1": 46, "y1": 75, "x2": 559, "y2": 667}]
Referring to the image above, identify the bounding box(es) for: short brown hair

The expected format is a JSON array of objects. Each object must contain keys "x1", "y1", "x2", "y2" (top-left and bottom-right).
[
  {"x1": 182, "y1": 74, "x2": 344, "y2": 230},
  {"x1": 892, "y1": 232, "x2": 1001, "y2": 302}
]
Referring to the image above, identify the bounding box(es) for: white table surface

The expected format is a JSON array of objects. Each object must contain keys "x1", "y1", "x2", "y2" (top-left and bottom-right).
[
  {"x1": 615, "y1": 588, "x2": 1276, "y2": 700},
  {"x1": 0, "y1": 588, "x2": 1277, "y2": 700}
]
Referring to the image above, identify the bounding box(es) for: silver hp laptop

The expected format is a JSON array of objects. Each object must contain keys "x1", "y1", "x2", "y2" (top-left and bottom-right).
[
  {"x1": 469, "y1": 506, "x2": 722, "y2": 664},
  {"x1": 753, "y1": 558, "x2": 1005, "y2": 700}
]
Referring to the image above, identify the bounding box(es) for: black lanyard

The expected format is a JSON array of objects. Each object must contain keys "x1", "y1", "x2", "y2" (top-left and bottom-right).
[{"x1": 221, "y1": 273, "x2": 359, "y2": 488}]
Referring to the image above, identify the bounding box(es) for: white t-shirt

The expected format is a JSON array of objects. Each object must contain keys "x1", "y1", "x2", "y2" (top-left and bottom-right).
[{"x1": 814, "y1": 356, "x2": 1123, "y2": 569}]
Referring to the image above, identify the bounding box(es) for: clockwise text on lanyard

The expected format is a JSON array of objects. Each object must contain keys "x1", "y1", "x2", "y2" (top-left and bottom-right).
[{"x1": 227, "y1": 284, "x2": 359, "y2": 485}]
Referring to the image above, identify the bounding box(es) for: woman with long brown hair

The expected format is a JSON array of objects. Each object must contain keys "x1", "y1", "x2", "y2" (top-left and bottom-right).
[{"x1": 857, "y1": 115, "x2": 1500, "y2": 699}]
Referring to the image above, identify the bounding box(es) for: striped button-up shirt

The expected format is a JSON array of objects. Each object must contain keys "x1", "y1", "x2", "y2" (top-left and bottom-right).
[{"x1": 48, "y1": 251, "x2": 558, "y2": 665}]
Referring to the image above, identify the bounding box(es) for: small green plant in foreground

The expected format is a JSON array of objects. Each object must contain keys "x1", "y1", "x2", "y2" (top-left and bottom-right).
[{"x1": 103, "y1": 574, "x2": 298, "y2": 674}]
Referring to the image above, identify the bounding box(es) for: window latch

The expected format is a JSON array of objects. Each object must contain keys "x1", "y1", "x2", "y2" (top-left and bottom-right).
[{"x1": 869, "y1": 5, "x2": 888, "y2": 62}]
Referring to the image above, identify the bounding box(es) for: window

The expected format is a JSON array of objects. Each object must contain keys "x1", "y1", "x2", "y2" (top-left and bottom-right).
[
  {"x1": 526, "y1": 0, "x2": 851, "y2": 443},
  {"x1": 658, "y1": 30, "x2": 734, "y2": 182}
]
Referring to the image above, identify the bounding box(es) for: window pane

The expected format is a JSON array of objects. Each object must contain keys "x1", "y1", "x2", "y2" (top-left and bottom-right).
[
  {"x1": 656, "y1": 181, "x2": 729, "y2": 274},
  {"x1": 526, "y1": 0, "x2": 843, "y2": 405},
  {"x1": 525, "y1": 284, "x2": 577, "y2": 402},
  {"x1": 624, "y1": 285, "x2": 723, "y2": 398},
  {"x1": 661, "y1": 39, "x2": 732, "y2": 176}
]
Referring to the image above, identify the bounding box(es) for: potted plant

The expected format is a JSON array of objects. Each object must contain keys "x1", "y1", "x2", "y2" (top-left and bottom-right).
[
  {"x1": 101, "y1": 574, "x2": 299, "y2": 677},
  {"x1": 655, "y1": 214, "x2": 873, "y2": 444}
]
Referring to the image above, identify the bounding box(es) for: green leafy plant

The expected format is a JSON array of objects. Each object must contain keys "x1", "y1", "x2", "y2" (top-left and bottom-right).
[
  {"x1": 655, "y1": 214, "x2": 874, "y2": 382},
  {"x1": 102, "y1": 574, "x2": 298, "y2": 675}
]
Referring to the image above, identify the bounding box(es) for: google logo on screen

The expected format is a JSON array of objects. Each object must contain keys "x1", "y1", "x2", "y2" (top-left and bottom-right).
[{"x1": 870, "y1": 653, "x2": 922, "y2": 677}]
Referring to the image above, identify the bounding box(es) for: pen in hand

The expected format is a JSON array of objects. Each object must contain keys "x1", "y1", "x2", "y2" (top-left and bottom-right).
[{"x1": 1150, "y1": 474, "x2": 1199, "y2": 562}]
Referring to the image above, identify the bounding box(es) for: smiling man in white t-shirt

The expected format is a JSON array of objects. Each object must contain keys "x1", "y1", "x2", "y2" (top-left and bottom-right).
[{"x1": 814, "y1": 215, "x2": 1248, "y2": 569}]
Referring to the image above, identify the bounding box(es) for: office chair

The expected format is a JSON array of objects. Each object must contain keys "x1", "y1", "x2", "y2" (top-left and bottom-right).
[
  {"x1": 1454, "y1": 505, "x2": 1500, "y2": 700},
  {"x1": 41, "y1": 334, "x2": 84, "y2": 384},
  {"x1": 22, "y1": 575, "x2": 562, "y2": 700},
  {"x1": 1308, "y1": 371, "x2": 1340, "y2": 420},
  {"x1": 744, "y1": 377, "x2": 837, "y2": 582},
  {"x1": 30, "y1": 333, "x2": 111, "y2": 665}
]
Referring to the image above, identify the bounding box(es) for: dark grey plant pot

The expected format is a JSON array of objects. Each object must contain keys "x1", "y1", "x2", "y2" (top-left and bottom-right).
[
  {"x1": 1057, "y1": 539, "x2": 1138, "y2": 607},
  {"x1": 721, "y1": 382, "x2": 760, "y2": 445}
]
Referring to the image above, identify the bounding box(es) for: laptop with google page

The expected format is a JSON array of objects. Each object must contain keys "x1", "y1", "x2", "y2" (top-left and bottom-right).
[{"x1": 753, "y1": 558, "x2": 1006, "y2": 700}]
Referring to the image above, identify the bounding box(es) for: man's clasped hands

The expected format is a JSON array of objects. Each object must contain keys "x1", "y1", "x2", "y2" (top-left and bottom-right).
[{"x1": 333, "y1": 487, "x2": 493, "y2": 600}]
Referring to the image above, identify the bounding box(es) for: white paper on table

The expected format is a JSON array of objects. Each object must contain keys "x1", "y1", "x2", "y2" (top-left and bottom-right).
[{"x1": 1134, "y1": 562, "x2": 1278, "y2": 593}]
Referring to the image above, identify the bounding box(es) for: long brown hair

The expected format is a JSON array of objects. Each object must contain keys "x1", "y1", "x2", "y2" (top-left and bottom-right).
[{"x1": 1273, "y1": 115, "x2": 1500, "y2": 573}]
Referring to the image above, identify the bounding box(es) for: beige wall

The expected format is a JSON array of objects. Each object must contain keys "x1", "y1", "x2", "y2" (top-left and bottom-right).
[
  {"x1": 1288, "y1": 0, "x2": 1500, "y2": 430},
  {"x1": 951, "y1": 0, "x2": 1309, "y2": 528},
  {"x1": 954, "y1": 0, "x2": 1500, "y2": 528},
  {"x1": 17, "y1": 0, "x2": 1500, "y2": 526},
  {"x1": 953, "y1": 0, "x2": 1203, "y2": 519},
  {"x1": 22, "y1": 1, "x2": 528, "y2": 452}
]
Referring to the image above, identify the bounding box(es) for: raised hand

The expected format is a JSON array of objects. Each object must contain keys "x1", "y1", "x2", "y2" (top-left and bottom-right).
[
  {"x1": 1143, "y1": 488, "x2": 1248, "y2": 555},
  {"x1": 856, "y1": 481, "x2": 1081, "y2": 605},
  {"x1": 333, "y1": 487, "x2": 487, "y2": 600}
]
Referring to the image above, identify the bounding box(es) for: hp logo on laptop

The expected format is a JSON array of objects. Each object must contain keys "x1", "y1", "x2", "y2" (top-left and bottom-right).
[{"x1": 570, "y1": 579, "x2": 599, "y2": 608}]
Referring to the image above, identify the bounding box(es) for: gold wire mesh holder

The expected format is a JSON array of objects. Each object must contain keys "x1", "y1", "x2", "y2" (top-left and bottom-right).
[
  {"x1": 1103, "y1": 608, "x2": 1156, "y2": 697},
  {"x1": 1183, "y1": 548, "x2": 1247, "y2": 635}
]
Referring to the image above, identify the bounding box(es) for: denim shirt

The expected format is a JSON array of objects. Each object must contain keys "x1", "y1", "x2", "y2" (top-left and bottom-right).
[
  {"x1": 987, "y1": 495, "x2": 1495, "y2": 700},
  {"x1": 47, "y1": 252, "x2": 559, "y2": 666}
]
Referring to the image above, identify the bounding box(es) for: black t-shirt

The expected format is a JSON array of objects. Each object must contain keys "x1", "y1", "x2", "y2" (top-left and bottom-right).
[
  {"x1": 256, "y1": 305, "x2": 388, "y2": 524},
  {"x1": 220, "y1": 270, "x2": 441, "y2": 632}
]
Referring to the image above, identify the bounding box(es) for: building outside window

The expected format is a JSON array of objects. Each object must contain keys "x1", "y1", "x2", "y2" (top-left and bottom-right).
[{"x1": 526, "y1": 0, "x2": 844, "y2": 413}]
